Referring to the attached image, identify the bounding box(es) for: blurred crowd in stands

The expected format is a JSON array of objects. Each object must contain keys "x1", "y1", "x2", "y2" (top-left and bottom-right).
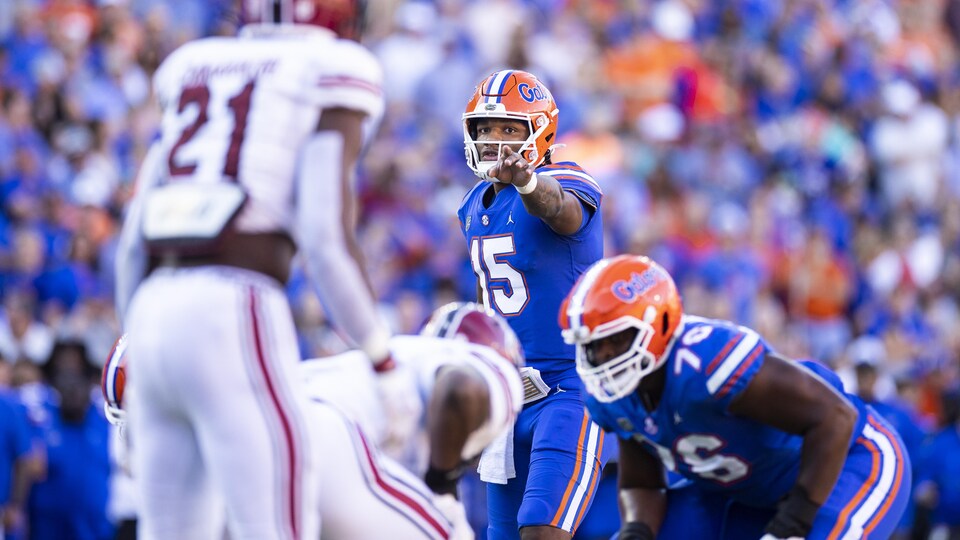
[{"x1": 1, "y1": 0, "x2": 960, "y2": 538}]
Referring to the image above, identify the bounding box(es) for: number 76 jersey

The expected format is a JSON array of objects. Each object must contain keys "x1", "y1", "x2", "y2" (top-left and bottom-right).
[
  {"x1": 585, "y1": 315, "x2": 863, "y2": 509},
  {"x1": 151, "y1": 30, "x2": 383, "y2": 236}
]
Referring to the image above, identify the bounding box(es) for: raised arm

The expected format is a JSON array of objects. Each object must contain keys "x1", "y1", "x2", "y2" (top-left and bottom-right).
[{"x1": 488, "y1": 145, "x2": 586, "y2": 236}]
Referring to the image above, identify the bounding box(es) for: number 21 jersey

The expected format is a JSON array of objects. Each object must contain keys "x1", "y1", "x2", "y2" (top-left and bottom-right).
[{"x1": 152, "y1": 29, "x2": 383, "y2": 237}]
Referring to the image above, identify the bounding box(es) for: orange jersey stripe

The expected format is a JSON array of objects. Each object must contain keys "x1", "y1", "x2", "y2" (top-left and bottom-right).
[
  {"x1": 541, "y1": 163, "x2": 585, "y2": 172},
  {"x1": 828, "y1": 436, "x2": 881, "y2": 540},
  {"x1": 550, "y1": 414, "x2": 590, "y2": 527},
  {"x1": 572, "y1": 434, "x2": 605, "y2": 531},
  {"x1": 716, "y1": 345, "x2": 762, "y2": 398},
  {"x1": 862, "y1": 418, "x2": 905, "y2": 537}
]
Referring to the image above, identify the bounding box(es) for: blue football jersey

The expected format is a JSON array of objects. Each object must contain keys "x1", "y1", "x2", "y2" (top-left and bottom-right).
[
  {"x1": 587, "y1": 315, "x2": 868, "y2": 509},
  {"x1": 457, "y1": 161, "x2": 603, "y2": 371}
]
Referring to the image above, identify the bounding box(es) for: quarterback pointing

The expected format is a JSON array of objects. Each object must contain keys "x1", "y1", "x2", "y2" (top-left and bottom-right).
[{"x1": 458, "y1": 69, "x2": 608, "y2": 540}]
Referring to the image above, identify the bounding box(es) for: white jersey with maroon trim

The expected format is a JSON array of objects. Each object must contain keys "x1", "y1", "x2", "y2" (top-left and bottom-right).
[
  {"x1": 151, "y1": 28, "x2": 383, "y2": 236},
  {"x1": 300, "y1": 335, "x2": 523, "y2": 477}
]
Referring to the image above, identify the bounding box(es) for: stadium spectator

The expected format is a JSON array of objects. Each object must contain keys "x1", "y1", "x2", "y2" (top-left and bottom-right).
[
  {"x1": 784, "y1": 227, "x2": 854, "y2": 364},
  {"x1": 0, "y1": 384, "x2": 32, "y2": 539},
  {"x1": 870, "y1": 79, "x2": 949, "y2": 212},
  {"x1": 28, "y1": 340, "x2": 112, "y2": 540},
  {"x1": 0, "y1": 292, "x2": 53, "y2": 365}
]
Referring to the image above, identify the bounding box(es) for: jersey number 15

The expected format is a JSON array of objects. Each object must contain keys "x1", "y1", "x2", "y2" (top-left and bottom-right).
[{"x1": 470, "y1": 235, "x2": 529, "y2": 315}]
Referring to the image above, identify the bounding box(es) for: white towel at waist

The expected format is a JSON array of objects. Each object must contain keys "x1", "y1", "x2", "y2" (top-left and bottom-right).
[{"x1": 477, "y1": 424, "x2": 515, "y2": 484}]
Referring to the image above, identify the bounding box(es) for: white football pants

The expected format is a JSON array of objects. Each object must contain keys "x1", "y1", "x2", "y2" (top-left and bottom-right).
[
  {"x1": 311, "y1": 400, "x2": 469, "y2": 539},
  {"x1": 126, "y1": 266, "x2": 319, "y2": 540}
]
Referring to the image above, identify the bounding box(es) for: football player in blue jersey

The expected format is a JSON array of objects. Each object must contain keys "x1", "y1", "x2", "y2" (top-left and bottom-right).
[
  {"x1": 559, "y1": 254, "x2": 911, "y2": 540},
  {"x1": 457, "y1": 70, "x2": 608, "y2": 540}
]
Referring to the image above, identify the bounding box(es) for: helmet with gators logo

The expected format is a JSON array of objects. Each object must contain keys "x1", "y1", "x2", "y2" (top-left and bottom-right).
[
  {"x1": 559, "y1": 255, "x2": 683, "y2": 402},
  {"x1": 463, "y1": 70, "x2": 559, "y2": 179}
]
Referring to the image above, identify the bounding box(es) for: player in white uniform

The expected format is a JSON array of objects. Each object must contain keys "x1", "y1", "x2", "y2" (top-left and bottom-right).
[
  {"x1": 113, "y1": 2, "x2": 393, "y2": 539},
  {"x1": 102, "y1": 303, "x2": 525, "y2": 540},
  {"x1": 302, "y1": 302, "x2": 525, "y2": 487},
  {"x1": 303, "y1": 302, "x2": 525, "y2": 539}
]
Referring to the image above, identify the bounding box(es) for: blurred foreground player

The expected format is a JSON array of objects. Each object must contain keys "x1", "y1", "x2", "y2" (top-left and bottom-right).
[
  {"x1": 300, "y1": 302, "x2": 525, "y2": 538},
  {"x1": 113, "y1": 1, "x2": 394, "y2": 538},
  {"x1": 103, "y1": 303, "x2": 524, "y2": 539}
]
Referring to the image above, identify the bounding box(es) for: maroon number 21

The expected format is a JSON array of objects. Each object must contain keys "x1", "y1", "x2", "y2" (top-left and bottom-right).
[{"x1": 168, "y1": 81, "x2": 254, "y2": 179}]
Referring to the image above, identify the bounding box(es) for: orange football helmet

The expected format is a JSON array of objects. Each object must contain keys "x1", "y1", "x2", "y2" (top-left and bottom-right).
[
  {"x1": 463, "y1": 70, "x2": 559, "y2": 179},
  {"x1": 421, "y1": 302, "x2": 525, "y2": 368},
  {"x1": 101, "y1": 334, "x2": 129, "y2": 426},
  {"x1": 559, "y1": 255, "x2": 683, "y2": 402}
]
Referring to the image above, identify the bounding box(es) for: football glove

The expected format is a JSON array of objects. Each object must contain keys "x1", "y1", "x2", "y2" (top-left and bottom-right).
[{"x1": 763, "y1": 485, "x2": 820, "y2": 540}]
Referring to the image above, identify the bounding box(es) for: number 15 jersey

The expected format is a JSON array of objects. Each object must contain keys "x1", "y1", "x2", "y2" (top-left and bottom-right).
[
  {"x1": 152, "y1": 28, "x2": 383, "y2": 237},
  {"x1": 457, "y1": 162, "x2": 603, "y2": 370}
]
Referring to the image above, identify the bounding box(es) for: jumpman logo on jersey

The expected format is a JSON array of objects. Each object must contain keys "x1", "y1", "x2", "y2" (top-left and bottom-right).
[
  {"x1": 673, "y1": 412, "x2": 683, "y2": 425},
  {"x1": 507, "y1": 212, "x2": 515, "y2": 225},
  {"x1": 644, "y1": 416, "x2": 657, "y2": 435},
  {"x1": 554, "y1": 384, "x2": 566, "y2": 394}
]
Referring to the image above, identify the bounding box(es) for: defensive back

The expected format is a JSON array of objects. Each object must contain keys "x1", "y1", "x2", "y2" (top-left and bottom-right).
[{"x1": 151, "y1": 34, "x2": 382, "y2": 238}]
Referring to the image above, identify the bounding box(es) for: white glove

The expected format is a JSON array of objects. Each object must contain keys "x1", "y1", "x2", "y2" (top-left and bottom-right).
[
  {"x1": 432, "y1": 494, "x2": 474, "y2": 540},
  {"x1": 375, "y1": 365, "x2": 423, "y2": 456},
  {"x1": 760, "y1": 535, "x2": 804, "y2": 540}
]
